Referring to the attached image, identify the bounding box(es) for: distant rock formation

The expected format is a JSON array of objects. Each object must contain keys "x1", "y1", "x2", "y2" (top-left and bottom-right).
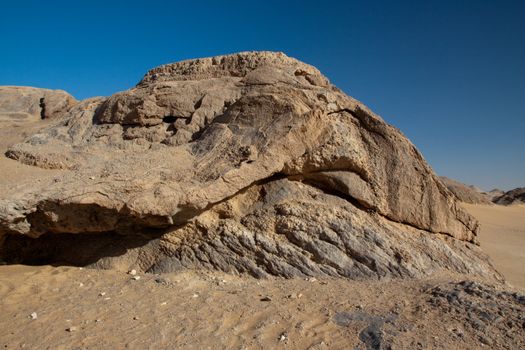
[
  {"x1": 0, "y1": 86, "x2": 76, "y2": 122},
  {"x1": 493, "y1": 187, "x2": 525, "y2": 205},
  {"x1": 0, "y1": 52, "x2": 501, "y2": 281},
  {"x1": 439, "y1": 177, "x2": 491, "y2": 204},
  {"x1": 485, "y1": 189, "x2": 505, "y2": 202}
]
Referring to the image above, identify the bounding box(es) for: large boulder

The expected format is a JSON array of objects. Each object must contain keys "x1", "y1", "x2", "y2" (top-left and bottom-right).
[
  {"x1": 439, "y1": 176, "x2": 491, "y2": 204},
  {"x1": 0, "y1": 86, "x2": 76, "y2": 122},
  {"x1": 0, "y1": 52, "x2": 500, "y2": 280}
]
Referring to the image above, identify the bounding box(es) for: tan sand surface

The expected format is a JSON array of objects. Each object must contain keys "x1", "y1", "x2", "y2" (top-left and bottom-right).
[
  {"x1": 2, "y1": 265, "x2": 521, "y2": 349},
  {"x1": 464, "y1": 203, "x2": 525, "y2": 291}
]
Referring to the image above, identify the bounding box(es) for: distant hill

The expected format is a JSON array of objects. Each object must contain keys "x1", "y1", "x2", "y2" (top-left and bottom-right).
[
  {"x1": 485, "y1": 189, "x2": 505, "y2": 202},
  {"x1": 493, "y1": 187, "x2": 525, "y2": 205},
  {"x1": 439, "y1": 176, "x2": 491, "y2": 204}
]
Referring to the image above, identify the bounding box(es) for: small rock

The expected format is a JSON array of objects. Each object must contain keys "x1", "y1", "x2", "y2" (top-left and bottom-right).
[
  {"x1": 129, "y1": 269, "x2": 137, "y2": 276},
  {"x1": 66, "y1": 326, "x2": 78, "y2": 332},
  {"x1": 279, "y1": 332, "x2": 287, "y2": 342},
  {"x1": 261, "y1": 296, "x2": 272, "y2": 302},
  {"x1": 133, "y1": 316, "x2": 139, "y2": 320},
  {"x1": 160, "y1": 302, "x2": 167, "y2": 306},
  {"x1": 192, "y1": 293, "x2": 199, "y2": 298},
  {"x1": 29, "y1": 312, "x2": 37, "y2": 320},
  {"x1": 131, "y1": 275, "x2": 141, "y2": 281},
  {"x1": 95, "y1": 319, "x2": 101, "y2": 323},
  {"x1": 78, "y1": 283, "x2": 84, "y2": 287},
  {"x1": 479, "y1": 336, "x2": 493, "y2": 345},
  {"x1": 154, "y1": 277, "x2": 168, "y2": 284},
  {"x1": 99, "y1": 292, "x2": 106, "y2": 297}
]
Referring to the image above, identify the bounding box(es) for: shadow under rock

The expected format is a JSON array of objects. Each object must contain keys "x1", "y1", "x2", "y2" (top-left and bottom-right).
[{"x1": 0, "y1": 229, "x2": 165, "y2": 268}]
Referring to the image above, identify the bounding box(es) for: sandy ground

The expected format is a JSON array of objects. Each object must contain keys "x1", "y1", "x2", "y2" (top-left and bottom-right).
[
  {"x1": 464, "y1": 203, "x2": 525, "y2": 291},
  {"x1": 1, "y1": 265, "x2": 524, "y2": 350}
]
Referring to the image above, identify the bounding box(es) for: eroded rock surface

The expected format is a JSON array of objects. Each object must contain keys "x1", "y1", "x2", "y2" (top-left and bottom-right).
[
  {"x1": 0, "y1": 52, "x2": 501, "y2": 280},
  {"x1": 0, "y1": 86, "x2": 76, "y2": 122}
]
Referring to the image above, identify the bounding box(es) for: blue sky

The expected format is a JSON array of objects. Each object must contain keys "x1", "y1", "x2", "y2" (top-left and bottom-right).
[{"x1": 1, "y1": 0, "x2": 523, "y2": 190}]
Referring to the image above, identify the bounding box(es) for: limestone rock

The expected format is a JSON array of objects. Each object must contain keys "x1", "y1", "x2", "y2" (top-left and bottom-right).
[
  {"x1": 0, "y1": 86, "x2": 77, "y2": 122},
  {"x1": 0, "y1": 52, "x2": 500, "y2": 280},
  {"x1": 439, "y1": 177, "x2": 491, "y2": 204}
]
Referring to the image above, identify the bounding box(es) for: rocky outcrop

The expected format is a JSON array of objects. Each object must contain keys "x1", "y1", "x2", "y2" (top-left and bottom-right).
[
  {"x1": 485, "y1": 189, "x2": 505, "y2": 202},
  {"x1": 439, "y1": 176, "x2": 491, "y2": 204},
  {"x1": 0, "y1": 52, "x2": 501, "y2": 280},
  {"x1": 0, "y1": 86, "x2": 77, "y2": 122},
  {"x1": 493, "y1": 187, "x2": 525, "y2": 205}
]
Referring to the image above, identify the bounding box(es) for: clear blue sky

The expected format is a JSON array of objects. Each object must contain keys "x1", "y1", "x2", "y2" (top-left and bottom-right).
[{"x1": 1, "y1": 0, "x2": 523, "y2": 190}]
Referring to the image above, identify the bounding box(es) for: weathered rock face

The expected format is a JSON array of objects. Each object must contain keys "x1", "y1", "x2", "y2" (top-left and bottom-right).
[
  {"x1": 0, "y1": 86, "x2": 77, "y2": 122},
  {"x1": 0, "y1": 52, "x2": 501, "y2": 280},
  {"x1": 493, "y1": 187, "x2": 525, "y2": 205},
  {"x1": 439, "y1": 176, "x2": 491, "y2": 205}
]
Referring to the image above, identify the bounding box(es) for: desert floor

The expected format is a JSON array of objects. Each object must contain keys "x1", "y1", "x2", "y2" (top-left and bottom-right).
[{"x1": 464, "y1": 203, "x2": 525, "y2": 291}]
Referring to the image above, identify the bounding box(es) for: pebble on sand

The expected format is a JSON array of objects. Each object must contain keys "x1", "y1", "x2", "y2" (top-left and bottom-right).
[{"x1": 29, "y1": 312, "x2": 37, "y2": 320}]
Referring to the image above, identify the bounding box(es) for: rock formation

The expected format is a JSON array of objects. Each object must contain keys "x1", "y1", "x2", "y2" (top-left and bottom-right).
[
  {"x1": 485, "y1": 189, "x2": 505, "y2": 202},
  {"x1": 493, "y1": 187, "x2": 525, "y2": 205},
  {"x1": 439, "y1": 176, "x2": 491, "y2": 204},
  {"x1": 0, "y1": 52, "x2": 501, "y2": 280},
  {"x1": 0, "y1": 86, "x2": 76, "y2": 122}
]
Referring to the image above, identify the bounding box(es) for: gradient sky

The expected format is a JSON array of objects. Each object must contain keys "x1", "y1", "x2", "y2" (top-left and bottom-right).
[{"x1": 1, "y1": 0, "x2": 523, "y2": 190}]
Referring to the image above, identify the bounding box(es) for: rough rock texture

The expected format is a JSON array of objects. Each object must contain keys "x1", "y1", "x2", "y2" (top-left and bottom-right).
[
  {"x1": 439, "y1": 176, "x2": 491, "y2": 204},
  {"x1": 493, "y1": 187, "x2": 525, "y2": 205},
  {"x1": 425, "y1": 280, "x2": 525, "y2": 349},
  {"x1": 0, "y1": 52, "x2": 501, "y2": 280},
  {"x1": 0, "y1": 86, "x2": 77, "y2": 122}
]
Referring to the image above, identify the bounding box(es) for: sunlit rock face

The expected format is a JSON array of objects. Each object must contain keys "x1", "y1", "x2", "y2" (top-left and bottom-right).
[{"x1": 0, "y1": 52, "x2": 500, "y2": 281}]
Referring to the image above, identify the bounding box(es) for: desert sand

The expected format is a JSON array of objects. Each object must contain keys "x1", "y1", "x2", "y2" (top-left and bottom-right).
[
  {"x1": 1, "y1": 265, "x2": 524, "y2": 349},
  {"x1": 464, "y1": 203, "x2": 525, "y2": 291}
]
